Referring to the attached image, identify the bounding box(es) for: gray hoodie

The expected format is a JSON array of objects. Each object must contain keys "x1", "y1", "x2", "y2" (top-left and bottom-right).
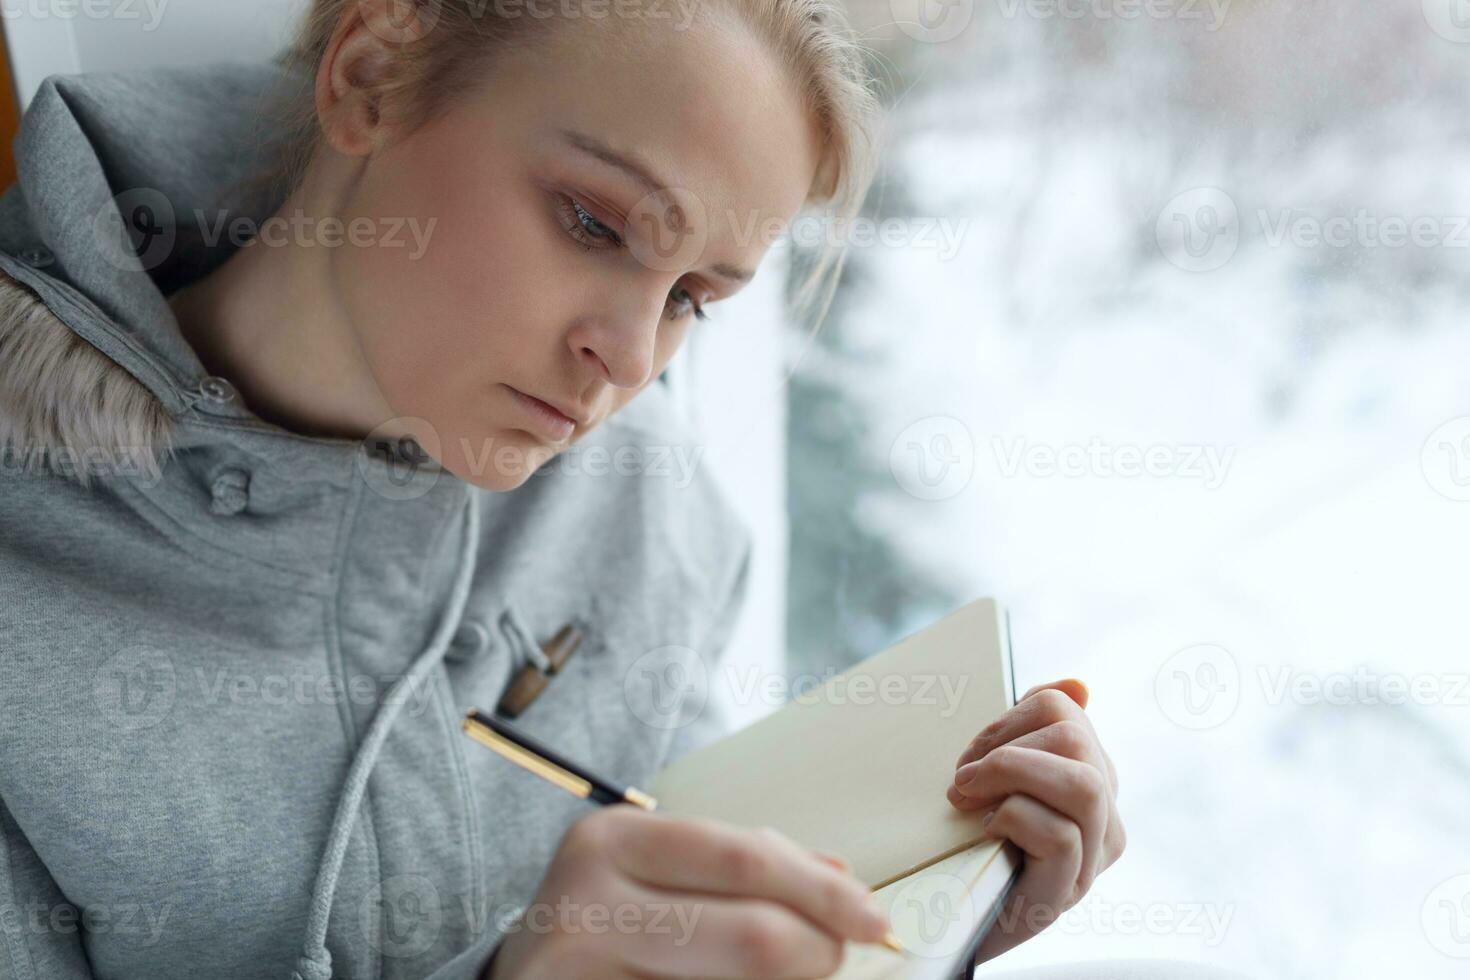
[{"x1": 0, "y1": 59, "x2": 753, "y2": 980}]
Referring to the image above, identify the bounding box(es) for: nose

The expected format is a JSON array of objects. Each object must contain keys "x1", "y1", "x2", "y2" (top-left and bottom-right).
[{"x1": 567, "y1": 285, "x2": 669, "y2": 389}]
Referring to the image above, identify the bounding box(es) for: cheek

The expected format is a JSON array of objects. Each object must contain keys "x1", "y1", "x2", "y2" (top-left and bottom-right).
[{"x1": 333, "y1": 140, "x2": 566, "y2": 425}]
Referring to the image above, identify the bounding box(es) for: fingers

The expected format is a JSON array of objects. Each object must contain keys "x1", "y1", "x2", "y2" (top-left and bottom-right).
[
  {"x1": 603, "y1": 810, "x2": 889, "y2": 946},
  {"x1": 1102, "y1": 805, "x2": 1127, "y2": 873},
  {"x1": 955, "y1": 686, "x2": 1085, "y2": 772},
  {"x1": 612, "y1": 881, "x2": 848, "y2": 980},
  {"x1": 972, "y1": 793, "x2": 1082, "y2": 961},
  {"x1": 1097, "y1": 740, "x2": 1119, "y2": 797},
  {"x1": 990, "y1": 718, "x2": 1102, "y2": 769},
  {"x1": 955, "y1": 682, "x2": 1118, "y2": 796},
  {"x1": 515, "y1": 810, "x2": 886, "y2": 980},
  {"x1": 983, "y1": 717, "x2": 1117, "y2": 797},
  {"x1": 987, "y1": 792, "x2": 1082, "y2": 891},
  {"x1": 948, "y1": 721, "x2": 1125, "y2": 878},
  {"x1": 938, "y1": 675, "x2": 1126, "y2": 962},
  {"x1": 949, "y1": 745, "x2": 1109, "y2": 895}
]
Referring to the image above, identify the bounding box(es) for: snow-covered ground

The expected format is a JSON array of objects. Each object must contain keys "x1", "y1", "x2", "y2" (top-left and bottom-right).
[{"x1": 814, "y1": 9, "x2": 1470, "y2": 977}]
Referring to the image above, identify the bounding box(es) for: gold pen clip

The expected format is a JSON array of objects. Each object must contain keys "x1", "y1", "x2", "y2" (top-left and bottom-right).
[{"x1": 462, "y1": 712, "x2": 594, "y2": 800}]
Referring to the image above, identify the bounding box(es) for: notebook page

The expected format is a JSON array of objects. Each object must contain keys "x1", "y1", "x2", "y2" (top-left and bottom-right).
[
  {"x1": 648, "y1": 598, "x2": 1014, "y2": 889},
  {"x1": 829, "y1": 839, "x2": 1022, "y2": 980}
]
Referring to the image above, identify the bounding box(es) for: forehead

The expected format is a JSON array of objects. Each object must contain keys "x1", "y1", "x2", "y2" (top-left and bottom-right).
[{"x1": 482, "y1": 10, "x2": 821, "y2": 255}]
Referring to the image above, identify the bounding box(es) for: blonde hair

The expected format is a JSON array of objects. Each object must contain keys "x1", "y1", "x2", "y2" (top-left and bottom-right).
[{"x1": 258, "y1": 0, "x2": 880, "y2": 333}]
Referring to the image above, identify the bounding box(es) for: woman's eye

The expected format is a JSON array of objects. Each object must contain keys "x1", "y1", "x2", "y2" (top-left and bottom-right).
[
  {"x1": 667, "y1": 285, "x2": 710, "y2": 322},
  {"x1": 556, "y1": 195, "x2": 709, "y2": 321},
  {"x1": 557, "y1": 196, "x2": 623, "y2": 250}
]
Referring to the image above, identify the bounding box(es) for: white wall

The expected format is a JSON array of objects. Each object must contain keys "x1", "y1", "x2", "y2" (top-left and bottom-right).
[
  {"x1": 669, "y1": 265, "x2": 790, "y2": 732},
  {"x1": 3, "y1": 0, "x2": 303, "y2": 109}
]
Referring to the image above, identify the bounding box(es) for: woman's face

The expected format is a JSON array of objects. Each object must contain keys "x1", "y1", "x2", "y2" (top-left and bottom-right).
[{"x1": 331, "y1": 11, "x2": 822, "y2": 490}]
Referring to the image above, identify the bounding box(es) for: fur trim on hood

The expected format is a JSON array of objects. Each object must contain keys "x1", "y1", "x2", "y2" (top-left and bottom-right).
[
  {"x1": 0, "y1": 59, "x2": 321, "y2": 488},
  {"x1": 0, "y1": 267, "x2": 177, "y2": 485}
]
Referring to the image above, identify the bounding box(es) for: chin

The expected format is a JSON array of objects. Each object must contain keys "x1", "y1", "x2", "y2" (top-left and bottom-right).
[
  {"x1": 447, "y1": 462, "x2": 526, "y2": 492},
  {"x1": 440, "y1": 426, "x2": 562, "y2": 492}
]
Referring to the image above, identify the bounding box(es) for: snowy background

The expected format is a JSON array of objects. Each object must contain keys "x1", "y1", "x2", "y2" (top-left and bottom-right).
[{"x1": 778, "y1": 2, "x2": 1470, "y2": 978}]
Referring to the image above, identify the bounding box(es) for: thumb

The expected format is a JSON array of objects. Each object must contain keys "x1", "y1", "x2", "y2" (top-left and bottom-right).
[{"x1": 1020, "y1": 677, "x2": 1089, "y2": 710}]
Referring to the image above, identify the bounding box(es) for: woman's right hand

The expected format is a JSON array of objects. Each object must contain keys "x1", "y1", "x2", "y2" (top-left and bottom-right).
[{"x1": 485, "y1": 806, "x2": 891, "y2": 979}]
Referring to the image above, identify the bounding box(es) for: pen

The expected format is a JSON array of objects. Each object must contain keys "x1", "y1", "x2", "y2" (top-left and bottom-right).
[
  {"x1": 462, "y1": 708, "x2": 658, "y2": 810},
  {"x1": 461, "y1": 707, "x2": 906, "y2": 955}
]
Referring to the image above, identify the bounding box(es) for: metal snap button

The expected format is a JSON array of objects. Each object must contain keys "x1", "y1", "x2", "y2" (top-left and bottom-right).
[
  {"x1": 18, "y1": 245, "x2": 54, "y2": 268},
  {"x1": 197, "y1": 375, "x2": 237, "y2": 405},
  {"x1": 209, "y1": 468, "x2": 251, "y2": 516}
]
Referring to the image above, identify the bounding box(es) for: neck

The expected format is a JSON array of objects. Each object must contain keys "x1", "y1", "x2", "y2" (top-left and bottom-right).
[{"x1": 166, "y1": 160, "x2": 396, "y2": 443}]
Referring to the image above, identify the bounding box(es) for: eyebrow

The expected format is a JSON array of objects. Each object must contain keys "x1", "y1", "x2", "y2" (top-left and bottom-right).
[{"x1": 558, "y1": 127, "x2": 756, "y2": 286}]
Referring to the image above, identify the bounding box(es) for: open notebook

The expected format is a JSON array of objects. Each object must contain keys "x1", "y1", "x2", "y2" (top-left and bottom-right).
[{"x1": 648, "y1": 598, "x2": 1024, "y2": 978}]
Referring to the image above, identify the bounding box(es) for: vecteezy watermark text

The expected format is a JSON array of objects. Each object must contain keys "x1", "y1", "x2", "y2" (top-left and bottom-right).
[
  {"x1": 194, "y1": 208, "x2": 437, "y2": 260},
  {"x1": 0, "y1": 900, "x2": 172, "y2": 947},
  {"x1": 1156, "y1": 187, "x2": 1470, "y2": 272},
  {"x1": 1257, "y1": 665, "x2": 1470, "y2": 708},
  {"x1": 95, "y1": 189, "x2": 440, "y2": 272},
  {"x1": 994, "y1": 0, "x2": 1230, "y2": 31},
  {"x1": 992, "y1": 436, "x2": 1235, "y2": 489},
  {"x1": 1156, "y1": 644, "x2": 1470, "y2": 730},
  {"x1": 1, "y1": 0, "x2": 169, "y2": 31},
  {"x1": 623, "y1": 647, "x2": 974, "y2": 730}
]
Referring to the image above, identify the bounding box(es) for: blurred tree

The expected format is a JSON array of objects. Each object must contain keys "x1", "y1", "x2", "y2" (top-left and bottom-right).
[{"x1": 782, "y1": 158, "x2": 963, "y2": 675}]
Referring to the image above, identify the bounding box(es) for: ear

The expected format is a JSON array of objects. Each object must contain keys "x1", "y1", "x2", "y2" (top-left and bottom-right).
[{"x1": 314, "y1": 0, "x2": 424, "y2": 157}]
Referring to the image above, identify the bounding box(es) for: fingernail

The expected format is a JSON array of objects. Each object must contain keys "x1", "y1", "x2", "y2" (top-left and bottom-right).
[{"x1": 982, "y1": 810, "x2": 995, "y2": 829}]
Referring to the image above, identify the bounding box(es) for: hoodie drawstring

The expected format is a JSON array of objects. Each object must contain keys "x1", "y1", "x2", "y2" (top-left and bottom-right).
[
  {"x1": 291, "y1": 487, "x2": 481, "y2": 980},
  {"x1": 498, "y1": 605, "x2": 551, "y2": 673}
]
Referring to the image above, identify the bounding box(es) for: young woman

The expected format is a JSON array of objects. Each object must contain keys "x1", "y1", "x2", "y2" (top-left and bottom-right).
[{"x1": 0, "y1": 1, "x2": 1133, "y2": 977}]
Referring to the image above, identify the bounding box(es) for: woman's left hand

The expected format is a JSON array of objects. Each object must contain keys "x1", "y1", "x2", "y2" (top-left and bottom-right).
[{"x1": 947, "y1": 678, "x2": 1126, "y2": 961}]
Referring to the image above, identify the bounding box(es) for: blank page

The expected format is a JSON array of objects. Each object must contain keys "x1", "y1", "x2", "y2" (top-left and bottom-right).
[{"x1": 648, "y1": 598, "x2": 1015, "y2": 889}]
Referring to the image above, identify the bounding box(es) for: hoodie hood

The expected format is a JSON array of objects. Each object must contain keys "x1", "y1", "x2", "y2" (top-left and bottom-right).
[{"x1": 0, "y1": 58, "x2": 327, "y2": 483}]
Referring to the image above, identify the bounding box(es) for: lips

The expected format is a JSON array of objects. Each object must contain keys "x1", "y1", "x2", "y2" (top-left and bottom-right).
[
  {"x1": 526, "y1": 392, "x2": 589, "y2": 427},
  {"x1": 506, "y1": 386, "x2": 583, "y2": 442}
]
